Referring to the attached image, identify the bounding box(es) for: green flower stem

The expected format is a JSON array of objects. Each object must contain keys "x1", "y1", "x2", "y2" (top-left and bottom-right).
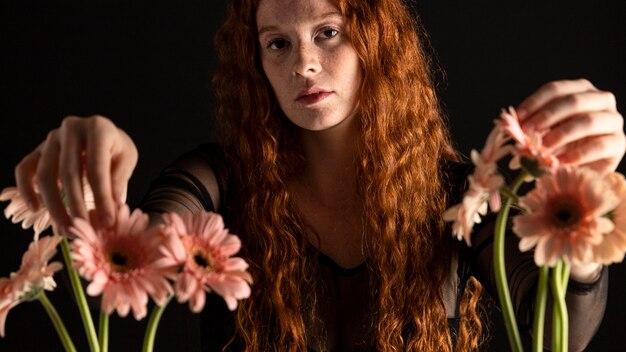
[
  {"x1": 39, "y1": 292, "x2": 77, "y2": 352},
  {"x1": 499, "y1": 186, "x2": 520, "y2": 204},
  {"x1": 550, "y1": 265, "x2": 562, "y2": 352},
  {"x1": 142, "y1": 295, "x2": 173, "y2": 352},
  {"x1": 532, "y1": 266, "x2": 549, "y2": 352},
  {"x1": 560, "y1": 262, "x2": 570, "y2": 291},
  {"x1": 551, "y1": 260, "x2": 570, "y2": 352},
  {"x1": 493, "y1": 172, "x2": 526, "y2": 352},
  {"x1": 60, "y1": 236, "x2": 100, "y2": 352},
  {"x1": 99, "y1": 311, "x2": 109, "y2": 352},
  {"x1": 558, "y1": 262, "x2": 570, "y2": 352}
]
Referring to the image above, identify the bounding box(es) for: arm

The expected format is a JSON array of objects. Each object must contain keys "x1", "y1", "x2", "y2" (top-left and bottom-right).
[{"x1": 138, "y1": 143, "x2": 227, "y2": 221}]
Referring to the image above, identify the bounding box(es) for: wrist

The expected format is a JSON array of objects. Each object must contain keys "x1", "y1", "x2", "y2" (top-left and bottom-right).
[{"x1": 569, "y1": 262, "x2": 603, "y2": 284}]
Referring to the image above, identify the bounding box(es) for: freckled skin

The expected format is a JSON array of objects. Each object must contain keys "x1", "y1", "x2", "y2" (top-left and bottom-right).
[{"x1": 256, "y1": 0, "x2": 363, "y2": 132}]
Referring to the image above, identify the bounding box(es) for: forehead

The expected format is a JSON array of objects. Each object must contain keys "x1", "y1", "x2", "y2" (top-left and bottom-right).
[{"x1": 256, "y1": 0, "x2": 340, "y2": 27}]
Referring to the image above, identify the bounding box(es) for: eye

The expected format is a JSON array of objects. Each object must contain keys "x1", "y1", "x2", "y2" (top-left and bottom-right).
[
  {"x1": 267, "y1": 38, "x2": 288, "y2": 50},
  {"x1": 319, "y1": 28, "x2": 339, "y2": 39}
]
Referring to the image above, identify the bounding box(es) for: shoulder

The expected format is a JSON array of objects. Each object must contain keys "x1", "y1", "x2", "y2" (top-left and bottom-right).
[
  {"x1": 171, "y1": 143, "x2": 227, "y2": 165},
  {"x1": 166, "y1": 142, "x2": 230, "y2": 212}
]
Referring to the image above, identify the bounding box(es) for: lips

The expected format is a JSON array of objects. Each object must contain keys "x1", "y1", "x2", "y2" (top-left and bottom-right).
[{"x1": 296, "y1": 87, "x2": 332, "y2": 105}]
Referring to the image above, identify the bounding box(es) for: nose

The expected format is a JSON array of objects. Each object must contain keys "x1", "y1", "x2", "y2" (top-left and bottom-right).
[{"x1": 292, "y1": 42, "x2": 320, "y2": 77}]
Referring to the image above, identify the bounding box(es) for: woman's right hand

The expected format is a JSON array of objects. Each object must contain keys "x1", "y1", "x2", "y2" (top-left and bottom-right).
[{"x1": 15, "y1": 115, "x2": 138, "y2": 233}]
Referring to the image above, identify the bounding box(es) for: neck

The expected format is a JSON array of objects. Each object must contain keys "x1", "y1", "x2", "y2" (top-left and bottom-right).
[
  {"x1": 296, "y1": 115, "x2": 360, "y2": 202},
  {"x1": 292, "y1": 116, "x2": 368, "y2": 265}
]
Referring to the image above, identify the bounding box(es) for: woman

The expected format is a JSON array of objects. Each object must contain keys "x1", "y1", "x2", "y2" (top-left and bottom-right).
[{"x1": 13, "y1": 0, "x2": 624, "y2": 350}]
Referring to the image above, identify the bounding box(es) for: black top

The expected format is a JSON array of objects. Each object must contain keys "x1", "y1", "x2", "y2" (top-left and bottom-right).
[{"x1": 138, "y1": 143, "x2": 608, "y2": 352}]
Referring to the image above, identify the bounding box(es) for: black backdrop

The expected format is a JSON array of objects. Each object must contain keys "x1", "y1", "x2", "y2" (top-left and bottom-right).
[{"x1": 1, "y1": 0, "x2": 624, "y2": 351}]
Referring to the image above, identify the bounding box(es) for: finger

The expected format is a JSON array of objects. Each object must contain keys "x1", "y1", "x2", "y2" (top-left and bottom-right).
[
  {"x1": 15, "y1": 145, "x2": 44, "y2": 210},
  {"x1": 36, "y1": 130, "x2": 72, "y2": 232},
  {"x1": 542, "y1": 111, "x2": 624, "y2": 151},
  {"x1": 516, "y1": 79, "x2": 596, "y2": 120},
  {"x1": 583, "y1": 158, "x2": 620, "y2": 176},
  {"x1": 110, "y1": 132, "x2": 138, "y2": 205},
  {"x1": 521, "y1": 90, "x2": 616, "y2": 131},
  {"x1": 58, "y1": 117, "x2": 89, "y2": 220},
  {"x1": 555, "y1": 133, "x2": 626, "y2": 172},
  {"x1": 85, "y1": 117, "x2": 116, "y2": 227}
]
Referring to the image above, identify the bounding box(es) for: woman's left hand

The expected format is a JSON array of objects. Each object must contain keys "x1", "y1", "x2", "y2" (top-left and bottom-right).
[
  {"x1": 516, "y1": 78, "x2": 625, "y2": 175},
  {"x1": 517, "y1": 79, "x2": 624, "y2": 283}
]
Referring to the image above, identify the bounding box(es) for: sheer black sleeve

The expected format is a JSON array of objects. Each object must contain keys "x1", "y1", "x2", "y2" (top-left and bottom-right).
[{"x1": 137, "y1": 143, "x2": 229, "y2": 217}]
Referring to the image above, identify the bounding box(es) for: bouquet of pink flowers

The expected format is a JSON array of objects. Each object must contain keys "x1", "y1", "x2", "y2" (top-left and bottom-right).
[
  {"x1": 444, "y1": 107, "x2": 626, "y2": 352},
  {"x1": 0, "y1": 185, "x2": 252, "y2": 352}
]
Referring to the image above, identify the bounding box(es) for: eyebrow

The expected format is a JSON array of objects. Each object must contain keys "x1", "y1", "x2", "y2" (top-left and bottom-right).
[{"x1": 257, "y1": 11, "x2": 343, "y2": 36}]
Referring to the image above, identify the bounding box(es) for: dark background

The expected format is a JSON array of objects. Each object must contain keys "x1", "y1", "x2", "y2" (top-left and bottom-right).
[{"x1": 1, "y1": 0, "x2": 624, "y2": 350}]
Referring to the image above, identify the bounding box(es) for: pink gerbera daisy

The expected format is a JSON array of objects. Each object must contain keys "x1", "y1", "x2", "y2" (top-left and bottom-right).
[
  {"x1": 497, "y1": 106, "x2": 559, "y2": 175},
  {"x1": 591, "y1": 172, "x2": 626, "y2": 264},
  {"x1": 1, "y1": 181, "x2": 96, "y2": 239},
  {"x1": 513, "y1": 166, "x2": 619, "y2": 266},
  {"x1": 1, "y1": 187, "x2": 52, "y2": 238},
  {"x1": 157, "y1": 211, "x2": 252, "y2": 312},
  {"x1": 0, "y1": 235, "x2": 63, "y2": 336},
  {"x1": 69, "y1": 205, "x2": 172, "y2": 320}
]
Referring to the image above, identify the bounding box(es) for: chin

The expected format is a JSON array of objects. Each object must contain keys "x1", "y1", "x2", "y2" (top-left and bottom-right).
[
  {"x1": 286, "y1": 108, "x2": 357, "y2": 133},
  {"x1": 296, "y1": 119, "x2": 346, "y2": 132}
]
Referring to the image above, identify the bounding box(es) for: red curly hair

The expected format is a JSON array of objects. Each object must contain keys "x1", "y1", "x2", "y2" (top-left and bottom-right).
[{"x1": 213, "y1": 0, "x2": 485, "y2": 350}]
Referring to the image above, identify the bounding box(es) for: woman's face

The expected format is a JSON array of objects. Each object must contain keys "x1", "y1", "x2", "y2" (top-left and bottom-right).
[{"x1": 256, "y1": 0, "x2": 363, "y2": 132}]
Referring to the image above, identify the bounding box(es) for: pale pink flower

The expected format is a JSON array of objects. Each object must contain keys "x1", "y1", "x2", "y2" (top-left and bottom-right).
[
  {"x1": 497, "y1": 106, "x2": 559, "y2": 175},
  {"x1": 591, "y1": 172, "x2": 626, "y2": 264},
  {"x1": 470, "y1": 126, "x2": 512, "y2": 212},
  {"x1": 0, "y1": 235, "x2": 63, "y2": 337},
  {"x1": 69, "y1": 205, "x2": 172, "y2": 320},
  {"x1": 444, "y1": 126, "x2": 510, "y2": 246},
  {"x1": 0, "y1": 279, "x2": 19, "y2": 337},
  {"x1": 156, "y1": 211, "x2": 252, "y2": 312},
  {"x1": 1, "y1": 181, "x2": 96, "y2": 238},
  {"x1": 513, "y1": 166, "x2": 619, "y2": 267},
  {"x1": 476, "y1": 124, "x2": 513, "y2": 168},
  {"x1": 444, "y1": 180, "x2": 490, "y2": 246},
  {"x1": 15, "y1": 235, "x2": 64, "y2": 290},
  {"x1": 1, "y1": 187, "x2": 52, "y2": 238}
]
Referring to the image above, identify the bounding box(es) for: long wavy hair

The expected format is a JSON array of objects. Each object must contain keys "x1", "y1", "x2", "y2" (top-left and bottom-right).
[{"x1": 213, "y1": 0, "x2": 484, "y2": 350}]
